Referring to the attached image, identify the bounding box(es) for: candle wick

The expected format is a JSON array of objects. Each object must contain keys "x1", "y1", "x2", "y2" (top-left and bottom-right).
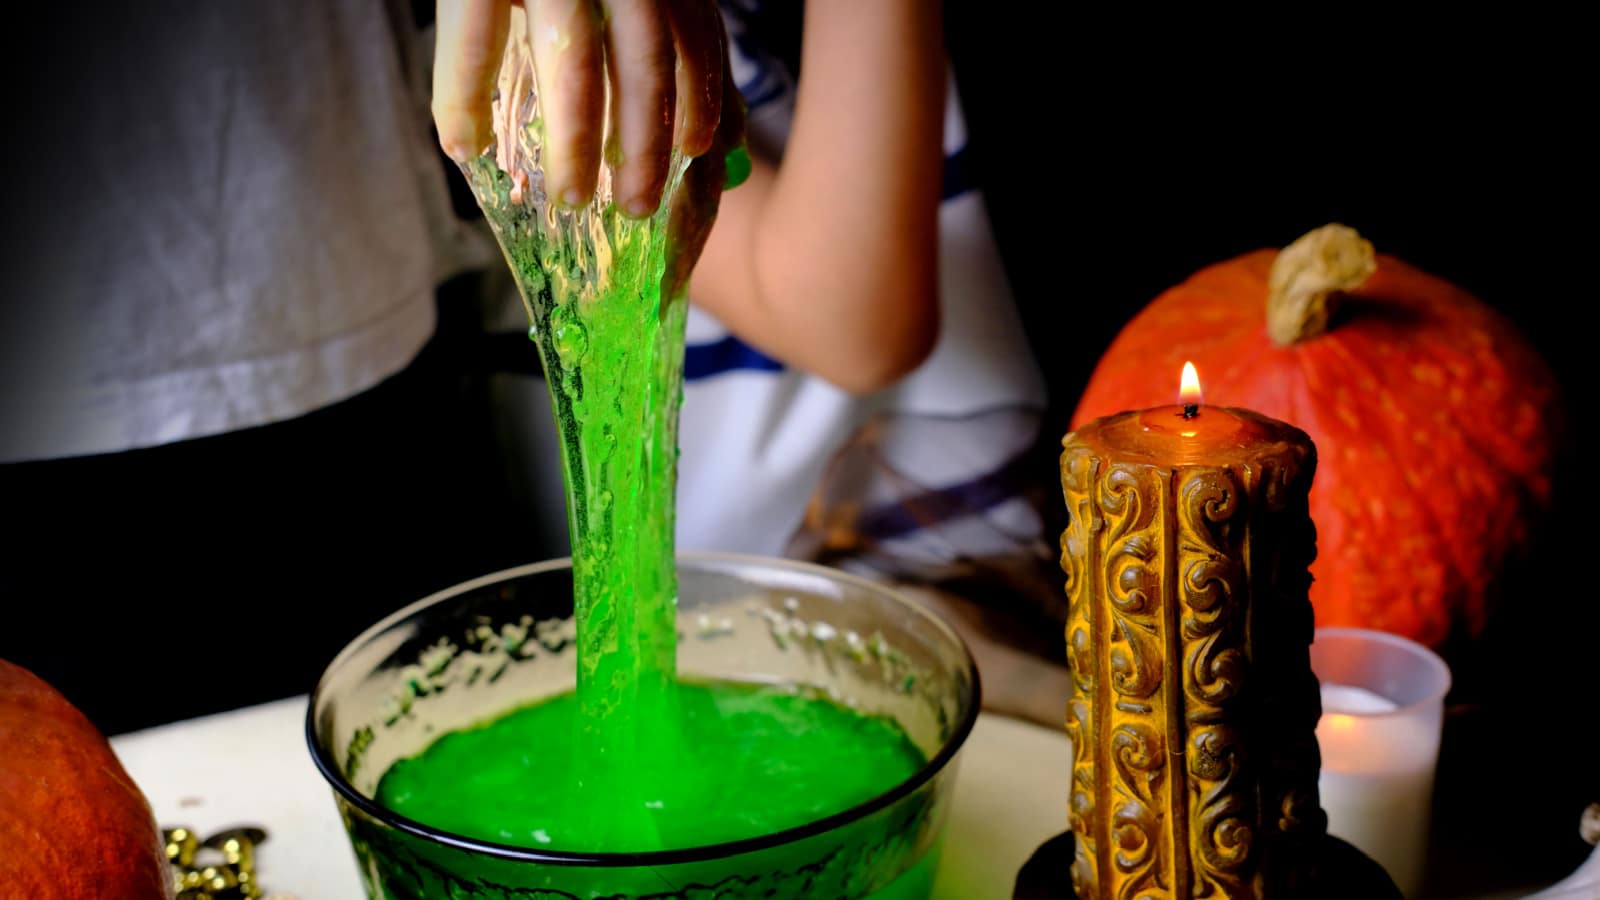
[{"x1": 1182, "y1": 403, "x2": 1199, "y2": 419}]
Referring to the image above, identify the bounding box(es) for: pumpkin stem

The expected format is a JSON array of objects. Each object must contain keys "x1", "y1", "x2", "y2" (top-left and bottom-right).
[{"x1": 1266, "y1": 223, "x2": 1377, "y2": 346}]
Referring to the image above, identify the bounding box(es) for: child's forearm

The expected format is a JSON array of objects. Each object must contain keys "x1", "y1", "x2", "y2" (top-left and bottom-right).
[{"x1": 688, "y1": 0, "x2": 945, "y2": 393}]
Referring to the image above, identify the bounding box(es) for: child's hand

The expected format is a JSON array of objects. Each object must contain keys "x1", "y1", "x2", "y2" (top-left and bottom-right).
[{"x1": 432, "y1": 0, "x2": 728, "y2": 218}]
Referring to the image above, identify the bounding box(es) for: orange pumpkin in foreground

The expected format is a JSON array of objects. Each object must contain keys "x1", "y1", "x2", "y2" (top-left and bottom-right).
[
  {"x1": 1072, "y1": 224, "x2": 1564, "y2": 648},
  {"x1": 1, "y1": 658, "x2": 173, "y2": 899}
]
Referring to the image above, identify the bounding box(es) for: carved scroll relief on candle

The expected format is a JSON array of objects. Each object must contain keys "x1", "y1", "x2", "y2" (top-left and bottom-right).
[{"x1": 1059, "y1": 437, "x2": 1324, "y2": 900}]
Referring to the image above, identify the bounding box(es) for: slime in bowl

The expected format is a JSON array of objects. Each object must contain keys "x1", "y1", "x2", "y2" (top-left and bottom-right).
[
  {"x1": 307, "y1": 10, "x2": 975, "y2": 897},
  {"x1": 306, "y1": 553, "x2": 980, "y2": 898}
]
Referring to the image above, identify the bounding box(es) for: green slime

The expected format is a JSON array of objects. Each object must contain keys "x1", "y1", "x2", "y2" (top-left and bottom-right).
[
  {"x1": 376, "y1": 680, "x2": 925, "y2": 851},
  {"x1": 460, "y1": 157, "x2": 688, "y2": 847},
  {"x1": 380, "y1": 156, "x2": 930, "y2": 871}
]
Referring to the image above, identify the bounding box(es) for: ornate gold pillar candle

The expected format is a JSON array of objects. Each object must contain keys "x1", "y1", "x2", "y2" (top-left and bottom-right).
[{"x1": 1059, "y1": 363, "x2": 1328, "y2": 898}]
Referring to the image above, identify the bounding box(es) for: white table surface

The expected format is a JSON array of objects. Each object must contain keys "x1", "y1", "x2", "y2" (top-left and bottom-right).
[{"x1": 111, "y1": 696, "x2": 1071, "y2": 899}]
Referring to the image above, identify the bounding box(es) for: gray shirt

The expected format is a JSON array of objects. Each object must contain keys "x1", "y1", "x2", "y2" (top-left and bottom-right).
[{"x1": 0, "y1": 1, "x2": 486, "y2": 461}]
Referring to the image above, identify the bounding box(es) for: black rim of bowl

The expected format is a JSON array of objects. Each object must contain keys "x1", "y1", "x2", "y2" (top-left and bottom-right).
[{"x1": 304, "y1": 551, "x2": 984, "y2": 868}]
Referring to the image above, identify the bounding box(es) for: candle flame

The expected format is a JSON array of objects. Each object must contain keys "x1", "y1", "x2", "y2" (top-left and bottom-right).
[{"x1": 1179, "y1": 361, "x2": 1203, "y2": 407}]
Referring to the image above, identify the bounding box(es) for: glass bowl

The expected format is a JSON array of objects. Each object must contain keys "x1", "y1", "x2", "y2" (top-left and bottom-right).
[{"x1": 306, "y1": 552, "x2": 981, "y2": 899}]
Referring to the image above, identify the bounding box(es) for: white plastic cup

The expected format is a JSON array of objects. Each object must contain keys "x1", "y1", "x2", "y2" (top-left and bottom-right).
[{"x1": 1310, "y1": 626, "x2": 1452, "y2": 899}]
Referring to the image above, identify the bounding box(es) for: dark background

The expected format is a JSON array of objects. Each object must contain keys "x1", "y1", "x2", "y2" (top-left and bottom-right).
[
  {"x1": 1, "y1": 7, "x2": 1592, "y2": 898},
  {"x1": 947, "y1": 13, "x2": 1595, "y2": 898},
  {"x1": 948, "y1": 14, "x2": 1587, "y2": 440}
]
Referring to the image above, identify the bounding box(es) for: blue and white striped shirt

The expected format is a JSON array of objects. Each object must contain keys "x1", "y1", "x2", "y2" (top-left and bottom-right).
[{"x1": 676, "y1": 2, "x2": 1047, "y2": 559}]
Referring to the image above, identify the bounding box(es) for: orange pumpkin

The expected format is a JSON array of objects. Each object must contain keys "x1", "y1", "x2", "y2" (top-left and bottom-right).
[
  {"x1": 1, "y1": 658, "x2": 173, "y2": 899},
  {"x1": 1071, "y1": 224, "x2": 1564, "y2": 647}
]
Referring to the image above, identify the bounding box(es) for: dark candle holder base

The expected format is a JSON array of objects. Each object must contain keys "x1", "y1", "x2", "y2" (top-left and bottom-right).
[{"x1": 1013, "y1": 830, "x2": 1403, "y2": 899}]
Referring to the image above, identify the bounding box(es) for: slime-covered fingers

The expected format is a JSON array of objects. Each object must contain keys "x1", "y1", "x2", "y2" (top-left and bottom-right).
[{"x1": 526, "y1": 0, "x2": 606, "y2": 207}]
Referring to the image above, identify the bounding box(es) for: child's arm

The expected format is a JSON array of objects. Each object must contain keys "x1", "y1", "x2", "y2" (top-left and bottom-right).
[{"x1": 688, "y1": 0, "x2": 946, "y2": 393}]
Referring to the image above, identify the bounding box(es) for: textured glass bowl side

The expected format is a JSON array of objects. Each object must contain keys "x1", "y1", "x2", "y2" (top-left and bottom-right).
[{"x1": 307, "y1": 553, "x2": 981, "y2": 899}]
